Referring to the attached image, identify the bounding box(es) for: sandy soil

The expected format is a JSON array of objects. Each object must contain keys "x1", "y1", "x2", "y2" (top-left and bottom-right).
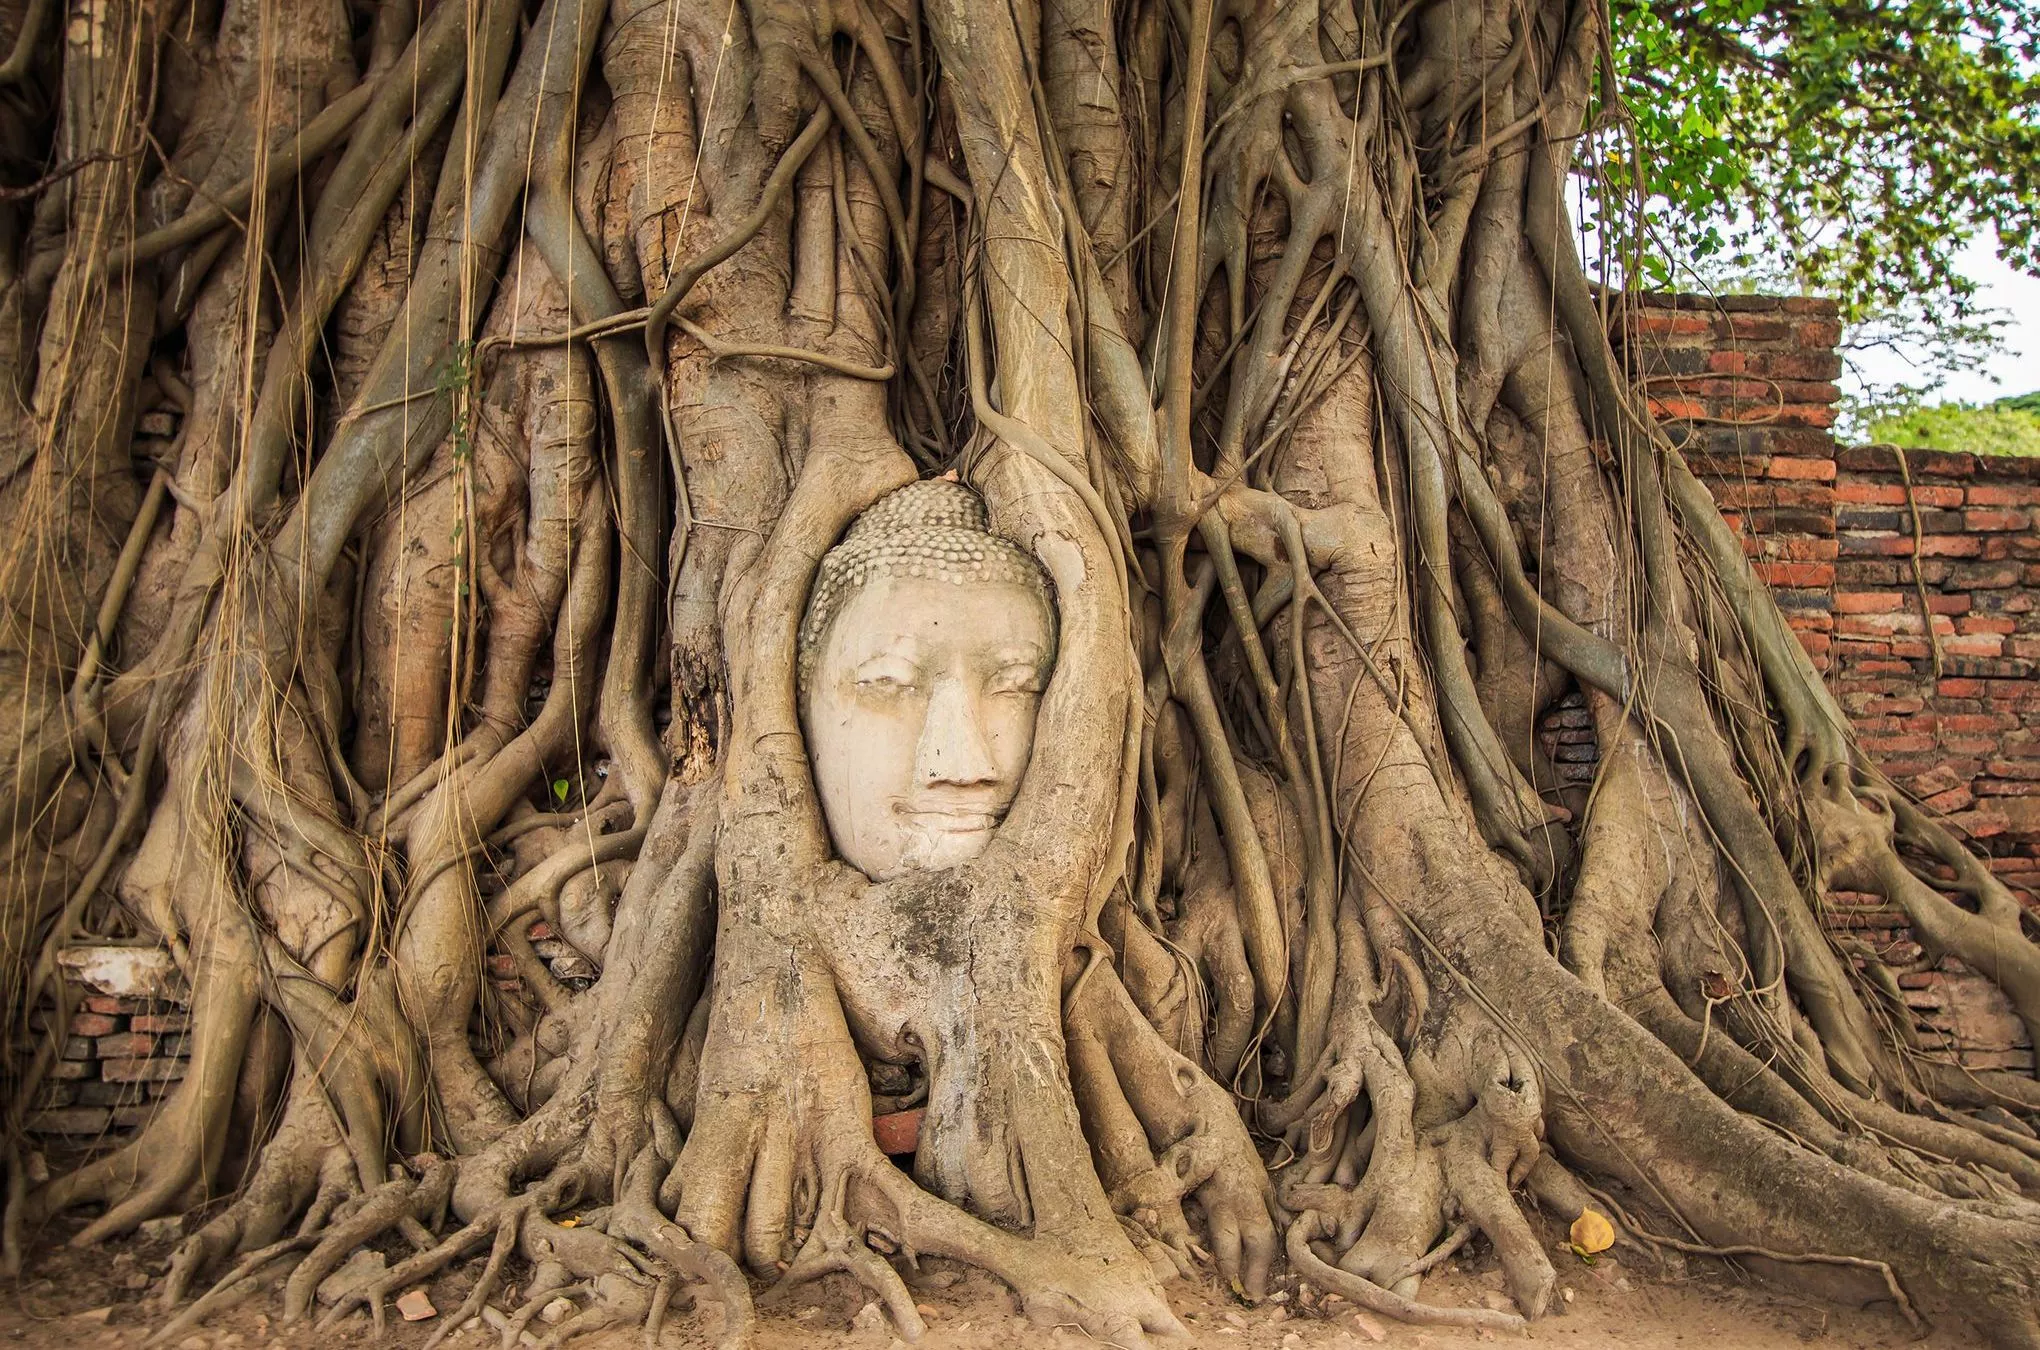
[{"x1": 0, "y1": 1204, "x2": 1956, "y2": 1350}]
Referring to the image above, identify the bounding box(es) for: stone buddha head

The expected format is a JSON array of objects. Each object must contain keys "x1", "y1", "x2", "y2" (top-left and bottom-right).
[{"x1": 798, "y1": 480, "x2": 1058, "y2": 881}]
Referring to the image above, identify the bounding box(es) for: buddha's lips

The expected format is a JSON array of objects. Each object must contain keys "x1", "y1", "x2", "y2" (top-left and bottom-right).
[{"x1": 897, "y1": 802, "x2": 1008, "y2": 833}]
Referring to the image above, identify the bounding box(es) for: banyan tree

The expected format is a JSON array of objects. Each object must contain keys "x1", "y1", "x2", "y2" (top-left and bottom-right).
[{"x1": 2, "y1": 0, "x2": 2038, "y2": 1344}]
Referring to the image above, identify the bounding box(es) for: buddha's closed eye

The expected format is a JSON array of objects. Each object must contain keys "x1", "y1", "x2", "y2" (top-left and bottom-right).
[
  {"x1": 852, "y1": 656, "x2": 923, "y2": 692},
  {"x1": 988, "y1": 664, "x2": 1046, "y2": 696}
]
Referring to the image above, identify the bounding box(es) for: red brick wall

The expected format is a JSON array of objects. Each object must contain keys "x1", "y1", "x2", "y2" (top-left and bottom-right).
[
  {"x1": 1587, "y1": 292, "x2": 2039, "y2": 1073},
  {"x1": 24, "y1": 996, "x2": 191, "y2": 1137}
]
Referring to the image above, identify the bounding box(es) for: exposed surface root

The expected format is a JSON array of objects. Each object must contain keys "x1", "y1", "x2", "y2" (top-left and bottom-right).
[{"x1": 3, "y1": 1, "x2": 2037, "y2": 1348}]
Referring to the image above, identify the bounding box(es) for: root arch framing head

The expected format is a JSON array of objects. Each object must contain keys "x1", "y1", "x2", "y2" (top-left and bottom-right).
[{"x1": 0, "y1": 0, "x2": 2036, "y2": 1346}]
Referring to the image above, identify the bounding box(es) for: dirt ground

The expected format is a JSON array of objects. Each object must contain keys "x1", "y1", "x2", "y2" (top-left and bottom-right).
[{"x1": 0, "y1": 1204, "x2": 1961, "y2": 1350}]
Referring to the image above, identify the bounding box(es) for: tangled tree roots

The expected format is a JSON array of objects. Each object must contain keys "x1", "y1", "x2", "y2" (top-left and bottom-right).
[{"x1": 1, "y1": 0, "x2": 2038, "y2": 1344}]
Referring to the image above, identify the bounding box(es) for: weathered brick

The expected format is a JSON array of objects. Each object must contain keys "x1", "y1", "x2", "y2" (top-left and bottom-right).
[
  {"x1": 1648, "y1": 395, "x2": 1707, "y2": 421},
  {"x1": 1838, "y1": 532, "x2": 1910, "y2": 556},
  {"x1": 1624, "y1": 310, "x2": 1713, "y2": 338},
  {"x1": 1686, "y1": 453, "x2": 1763, "y2": 478},
  {"x1": 1943, "y1": 632, "x2": 2006, "y2": 658},
  {"x1": 1744, "y1": 507, "x2": 1834, "y2": 536},
  {"x1": 1945, "y1": 562, "x2": 2023, "y2": 589},
  {"x1": 1767, "y1": 456, "x2": 1835, "y2": 481},
  {"x1": 1749, "y1": 535, "x2": 1838, "y2": 561},
  {"x1": 26, "y1": 1108, "x2": 113, "y2": 1136},
  {"x1": 1837, "y1": 561, "x2": 1900, "y2": 586},
  {"x1": 1906, "y1": 449, "x2": 1980, "y2": 479},
  {"x1": 1747, "y1": 350, "x2": 1844, "y2": 380},
  {"x1": 1924, "y1": 786, "x2": 1977, "y2": 813},
  {"x1": 1838, "y1": 506, "x2": 1965, "y2": 533},
  {"x1": 1716, "y1": 314, "x2": 1793, "y2": 342},
  {"x1": 1637, "y1": 346, "x2": 1712, "y2": 377},
  {"x1": 95, "y1": 1032, "x2": 155, "y2": 1058},
  {"x1": 1772, "y1": 403, "x2": 1838, "y2": 428},
  {"x1": 101, "y1": 1056, "x2": 187, "y2": 1084},
  {"x1": 78, "y1": 1080, "x2": 152, "y2": 1107},
  {"x1": 1838, "y1": 613, "x2": 1939, "y2": 637},
  {"x1": 1835, "y1": 481, "x2": 1907, "y2": 505},
  {"x1": 1775, "y1": 380, "x2": 1843, "y2": 404},
  {"x1": 1861, "y1": 733, "x2": 1939, "y2": 754},
  {"x1": 1754, "y1": 561, "x2": 1834, "y2": 588},
  {"x1": 1967, "y1": 483, "x2": 2040, "y2": 507}
]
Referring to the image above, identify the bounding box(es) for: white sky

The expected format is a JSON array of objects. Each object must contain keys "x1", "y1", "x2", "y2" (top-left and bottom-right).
[{"x1": 1845, "y1": 233, "x2": 2040, "y2": 405}]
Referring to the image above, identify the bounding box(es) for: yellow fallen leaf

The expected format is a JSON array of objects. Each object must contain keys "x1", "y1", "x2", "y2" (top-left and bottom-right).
[
  {"x1": 558, "y1": 1218, "x2": 579, "y2": 1228},
  {"x1": 1570, "y1": 1209, "x2": 1615, "y2": 1255}
]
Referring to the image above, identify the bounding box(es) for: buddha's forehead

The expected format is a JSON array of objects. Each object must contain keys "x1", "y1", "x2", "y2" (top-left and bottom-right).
[
  {"x1": 821, "y1": 574, "x2": 1053, "y2": 667},
  {"x1": 796, "y1": 479, "x2": 1058, "y2": 699}
]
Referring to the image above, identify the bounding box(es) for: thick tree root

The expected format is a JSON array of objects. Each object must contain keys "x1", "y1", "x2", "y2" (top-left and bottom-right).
[
  {"x1": 9, "y1": 4, "x2": 2040, "y2": 1350},
  {"x1": 1285, "y1": 1212, "x2": 1526, "y2": 1331}
]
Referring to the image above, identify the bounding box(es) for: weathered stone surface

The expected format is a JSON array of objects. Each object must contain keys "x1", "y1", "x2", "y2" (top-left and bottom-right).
[{"x1": 57, "y1": 945, "x2": 188, "y2": 1001}]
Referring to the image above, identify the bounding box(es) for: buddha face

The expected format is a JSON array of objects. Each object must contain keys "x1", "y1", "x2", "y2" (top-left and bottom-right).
[{"x1": 804, "y1": 572, "x2": 1055, "y2": 881}]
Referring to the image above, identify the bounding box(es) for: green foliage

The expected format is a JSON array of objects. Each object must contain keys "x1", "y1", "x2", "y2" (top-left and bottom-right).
[
  {"x1": 1596, "y1": 0, "x2": 2040, "y2": 344},
  {"x1": 1868, "y1": 393, "x2": 2040, "y2": 456}
]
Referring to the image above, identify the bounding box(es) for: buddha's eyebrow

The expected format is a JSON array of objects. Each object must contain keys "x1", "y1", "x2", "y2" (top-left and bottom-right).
[
  {"x1": 844, "y1": 633, "x2": 931, "y2": 660},
  {"x1": 848, "y1": 644, "x2": 930, "y2": 664}
]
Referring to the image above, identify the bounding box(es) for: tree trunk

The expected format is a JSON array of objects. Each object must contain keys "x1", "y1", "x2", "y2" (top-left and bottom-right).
[{"x1": 2, "y1": 0, "x2": 2037, "y2": 1344}]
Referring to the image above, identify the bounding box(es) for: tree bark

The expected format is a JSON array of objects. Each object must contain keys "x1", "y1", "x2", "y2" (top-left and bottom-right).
[{"x1": 1, "y1": 0, "x2": 2036, "y2": 1344}]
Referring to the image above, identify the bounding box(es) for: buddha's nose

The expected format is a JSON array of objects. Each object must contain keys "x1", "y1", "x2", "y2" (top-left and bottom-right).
[{"x1": 916, "y1": 676, "x2": 1000, "y2": 787}]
